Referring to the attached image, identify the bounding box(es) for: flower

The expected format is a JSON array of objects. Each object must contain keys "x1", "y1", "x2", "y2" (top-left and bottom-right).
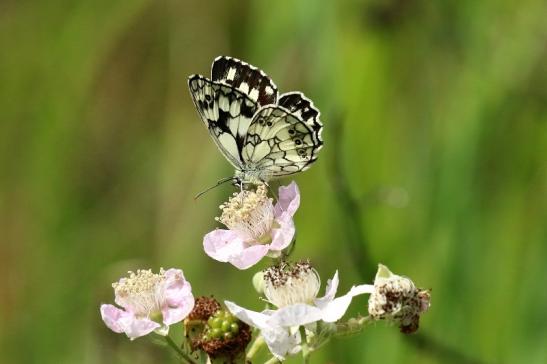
[
  {"x1": 368, "y1": 264, "x2": 431, "y2": 333},
  {"x1": 225, "y1": 262, "x2": 372, "y2": 359},
  {"x1": 100, "y1": 268, "x2": 194, "y2": 340},
  {"x1": 203, "y1": 182, "x2": 300, "y2": 269}
]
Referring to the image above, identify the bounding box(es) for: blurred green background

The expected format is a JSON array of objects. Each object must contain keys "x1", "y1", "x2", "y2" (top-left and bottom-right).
[{"x1": 1, "y1": 0, "x2": 546, "y2": 363}]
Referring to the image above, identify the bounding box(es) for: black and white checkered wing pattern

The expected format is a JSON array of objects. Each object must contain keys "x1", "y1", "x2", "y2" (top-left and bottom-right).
[
  {"x1": 188, "y1": 56, "x2": 323, "y2": 182},
  {"x1": 188, "y1": 75, "x2": 260, "y2": 168},
  {"x1": 242, "y1": 94, "x2": 323, "y2": 178},
  {"x1": 188, "y1": 57, "x2": 280, "y2": 170},
  {"x1": 212, "y1": 56, "x2": 278, "y2": 106}
]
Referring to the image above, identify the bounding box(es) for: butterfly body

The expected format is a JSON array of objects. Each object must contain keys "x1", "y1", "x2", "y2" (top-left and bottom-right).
[{"x1": 188, "y1": 56, "x2": 323, "y2": 184}]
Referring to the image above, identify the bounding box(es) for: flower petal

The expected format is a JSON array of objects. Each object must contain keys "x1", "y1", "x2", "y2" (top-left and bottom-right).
[
  {"x1": 161, "y1": 269, "x2": 195, "y2": 325},
  {"x1": 274, "y1": 181, "x2": 300, "y2": 217},
  {"x1": 269, "y1": 214, "x2": 295, "y2": 251},
  {"x1": 225, "y1": 301, "x2": 271, "y2": 328},
  {"x1": 225, "y1": 301, "x2": 300, "y2": 360},
  {"x1": 314, "y1": 271, "x2": 339, "y2": 307},
  {"x1": 100, "y1": 304, "x2": 160, "y2": 339},
  {"x1": 203, "y1": 229, "x2": 243, "y2": 263},
  {"x1": 229, "y1": 244, "x2": 270, "y2": 269},
  {"x1": 269, "y1": 304, "x2": 323, "y2": 327},
  {"x1": 203, "y1": 229, "x2": 269, "y2": 269},
  {"x1": 261, "y1": 325, "x2": 300, "y2": 360},
  {"x1": 100, "y1": 304, "x2": 130, "y2": 334},
  {"x1": 319, "y1": 284, "x2": 374, "y2": 323},
  {"x1": 124, "y1": 317, "x2": 162, "y2": 339}
]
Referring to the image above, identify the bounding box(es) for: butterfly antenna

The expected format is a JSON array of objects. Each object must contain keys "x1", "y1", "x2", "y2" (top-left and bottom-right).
[{"x1": 194, "y1": 176, "x2": 235, "y2": 200}]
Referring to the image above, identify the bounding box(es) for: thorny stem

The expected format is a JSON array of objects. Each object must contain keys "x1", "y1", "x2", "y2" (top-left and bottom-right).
[
  {"x1": 246, "y1": 335, "x2": 266, "y2": 360},
  {"x1": 164, "y1": 335, "x2": 197, "y2": 364},
  {"x1": 329, "y1": 115, "x2": 494, "y2": 364}
]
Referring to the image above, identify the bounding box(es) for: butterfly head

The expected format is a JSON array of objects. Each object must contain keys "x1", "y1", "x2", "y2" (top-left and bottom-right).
[{"x1": 235, "y1": 168, "x2": 273, "y2": 186}]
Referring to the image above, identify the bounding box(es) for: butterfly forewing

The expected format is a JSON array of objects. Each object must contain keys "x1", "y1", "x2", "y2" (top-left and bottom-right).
[
  {"x1": 212, "y1": 56, "x2": 278, "y2": 106},
  {"x1": 188, "y1": 75, "x2": 260, "y2": 168}
]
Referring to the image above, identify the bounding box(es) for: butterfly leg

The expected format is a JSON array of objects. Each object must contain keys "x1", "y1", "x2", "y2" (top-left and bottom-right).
[{"x1": 265, "y1": 181, "x2": 278, "y2": 202}]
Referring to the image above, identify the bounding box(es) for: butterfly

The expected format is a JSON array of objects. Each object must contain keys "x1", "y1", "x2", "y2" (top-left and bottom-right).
[{"x1": 188, "y1": 56, "x2": 323, "y2": 185}]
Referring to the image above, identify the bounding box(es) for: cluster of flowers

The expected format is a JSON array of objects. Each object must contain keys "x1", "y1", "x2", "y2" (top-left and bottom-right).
[{"x1": 100, "y1": 182, "x2": 430, "y2": 363}]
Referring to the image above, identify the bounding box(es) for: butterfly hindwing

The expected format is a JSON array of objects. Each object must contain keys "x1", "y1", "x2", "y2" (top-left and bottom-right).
[
  {"x1": 188, "y1": 75, "x2": 260, "y2": 168},
  {"x1": 278, "y1": 92, "x2": 323, "y2": 133},
  {"x1": 242, "y1": 105, "x2": 323, "y2": 177}
]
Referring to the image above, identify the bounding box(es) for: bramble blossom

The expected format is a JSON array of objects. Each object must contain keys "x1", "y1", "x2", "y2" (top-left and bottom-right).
[
  {"x1": 225, "y1": 261, "x2": 372, "y2": 359},
  {"x1": 203, "y1": 182, "x2": 300, "y2": 269},
  {"x1": 368, "y1": 264, "x2": 431, "y2": 333},
  {"x1": 100, "y1": 268, "x2": 194, "y2": 339}
]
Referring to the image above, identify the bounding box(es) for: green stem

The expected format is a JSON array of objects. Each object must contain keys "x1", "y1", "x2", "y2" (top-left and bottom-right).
[
  {"x1": 247, "y1": 335, "x2": 266, "y2": 360},
  {"x1": 264, "y1": 357, "x2": 280, "y2": 364},
  {"x1": 299, "y1": 327, "x2": 310, "y2": 364},
  {"x1": 334, "y1": 316, "x2": 373, "y2": 337},
  {"x1": 164, "y1": 335, "x2": 197, "y2": 364}
]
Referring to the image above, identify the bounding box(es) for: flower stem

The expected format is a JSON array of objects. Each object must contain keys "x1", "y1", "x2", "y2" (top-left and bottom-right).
[
  {"x1": 247, "y1": 335, "x2": 266, "y2": 360},
  {"x1": 264, "y1": 357, "x2": 280, "y2": 364},
  {"x1": 164, "y1": 335, "x2": 197, "y2": 364},
  {"x1": 335, "y1": 316, "x2": 373, "y2": 337},
  {"x1": 299, "y1": 326, "x2": 311, "y2": 364}
]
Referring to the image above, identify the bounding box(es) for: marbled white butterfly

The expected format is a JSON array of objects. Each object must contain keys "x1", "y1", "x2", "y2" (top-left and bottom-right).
[{"x1": 188, "y1": 56, "x2": 323, "y2": 185}]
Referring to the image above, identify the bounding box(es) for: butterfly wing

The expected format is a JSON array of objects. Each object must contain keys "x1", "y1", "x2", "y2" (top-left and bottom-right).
[
  {"x1": 188, "y1": 75, "x2": 256, "y2": 168},
  {"x1": 188, "y1": 57, "x2": 279, "y2": 170},
  {"x1": 242, "y1": 92, "x2": 323, "y2": 179},
  {"x1": 212, "y1": 56, "x2": 278, "y2": 105}
]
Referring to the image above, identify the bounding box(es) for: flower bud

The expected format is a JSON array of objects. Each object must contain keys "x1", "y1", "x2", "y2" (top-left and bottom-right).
[{"x1": 252, "y1": 271, "x2": 265, "y2": 295}]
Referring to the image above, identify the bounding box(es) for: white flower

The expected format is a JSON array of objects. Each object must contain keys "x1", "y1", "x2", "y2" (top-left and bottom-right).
[
  {"x1": 368, "y1": 264, "x2": 430, "y2": 333},
  {"x1": 225, "y1": 262, "x2": 373, "y2": 359}
]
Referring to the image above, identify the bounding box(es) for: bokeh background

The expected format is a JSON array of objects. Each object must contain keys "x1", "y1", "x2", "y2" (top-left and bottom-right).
[{"x1": 1, "y1": 0, "x2": 546, "y2": 363}]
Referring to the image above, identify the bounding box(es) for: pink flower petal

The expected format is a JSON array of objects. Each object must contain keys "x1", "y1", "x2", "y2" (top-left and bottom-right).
[
  {"x1": 229, "y1": 244, "x2": 270, "y2": 270},
  {"x1": 204, "y1": 229, "x2": 270, "y2": 269},
  {"x1": 100, "y1": 304, "x2": 129, "y2": 334},
  {"x1": 124, "y1": 317, "x2": 161, "y2": 340},
  {"x1": 161, "y1": 269, "x2": 195, "y2": 325},
  {"x1": 274, "y1": 181, "x2": 300, "y2": 218},
  {"x1": 203, "y1": 229, "x2": 245, "y2": 263},
  {"x1": 269, "y1": 215, "x2": 295, "y2": 251},
  {"x1": 100, "y1": 304, "x2": 160, "y2": 339}
]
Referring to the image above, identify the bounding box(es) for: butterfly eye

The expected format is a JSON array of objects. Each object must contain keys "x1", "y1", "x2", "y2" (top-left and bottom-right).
[
  {"x1": 205, "y1": 94, "x2": 212, "y2": 102},
  {"x1": 298, "y1": 149, "x2": 307, "y2": 156},
  {"x1": 266, "y1": 121, "x2": 273, "y2": 127},
  {"x1": 295, "y1": 139, "x2": 302, "y2": 145},
  {"x1": 288, "y1": 129, "x2": 296, "y2": 135}
]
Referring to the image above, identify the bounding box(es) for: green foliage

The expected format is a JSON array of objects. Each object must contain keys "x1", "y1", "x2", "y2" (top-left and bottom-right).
[{"x1": 1, "y1": 0, "x2": 546, "y2": 363}]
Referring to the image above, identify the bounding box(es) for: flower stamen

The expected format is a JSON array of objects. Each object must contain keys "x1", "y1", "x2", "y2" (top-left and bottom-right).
[
  {"x1": 216, "y1": 184, "x2": 274, "y2": 242},
  {"x1": 113, "y1": 269, "x2": 166, "y2": 319},
  {"x1": 263, "y1": 261, "x2": 321, "y2": 308}
]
